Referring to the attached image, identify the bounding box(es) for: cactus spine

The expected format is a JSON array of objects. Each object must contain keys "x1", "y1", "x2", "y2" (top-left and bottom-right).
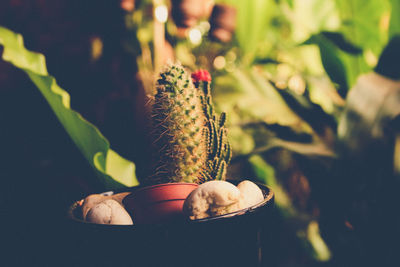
[{"x1": 149, "y1": 63, "x2": 207, "y2": 184}]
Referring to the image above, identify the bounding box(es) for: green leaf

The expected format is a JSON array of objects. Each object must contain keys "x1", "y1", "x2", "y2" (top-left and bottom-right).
[
  {"x1": 236, "y1": 138, "x2": 335, "y2": 161},
  {"x1": 219, "y1": 68, "x2": 307, "y2": 127},
  {"x1": 304, "y1": 32, "x2": 370, "y2": 96},
  {"x1": 0, "y1": 26, "x2": 139, "y2": 189},
  {"x1": 249, "y1": 155, "x2": 294, "y2": 214},
  {"x1": 304, "y1": 34, "x2": 349, "y2": 96},
  {"x1": 389, "y1": 0, "x2": 400, "y2": 38},
  {"x1": 231, "y1": 0, "x2": 277, "y2": 64},
  {"x1": 335, "y1": 0, "x2": 390, "y2": 54},
  {"x1": 288, "y1": 0, "x2": 340, "y2": 42},
  {"x1": 275, "y1": 88, "x2": 338, "y2": 140}
]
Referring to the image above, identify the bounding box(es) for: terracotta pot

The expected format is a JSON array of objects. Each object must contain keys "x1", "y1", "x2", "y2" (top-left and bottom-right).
[
  {"x1": 67, "y1": 181, "x2": 274, "y2": 266},
  {"x1": 123, "y1": 182, "x2": 198, "y2": 224}
]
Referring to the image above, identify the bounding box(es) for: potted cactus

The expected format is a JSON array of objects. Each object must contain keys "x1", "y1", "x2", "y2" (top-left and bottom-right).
[
  {"x1": 124, "y1": 63, "x2": 232, "y2": 224},
  {"x1": 1, "y1": 27, "x2": 274, "y2": 266},
  {"x1": 0, "y1": 25, "x2": 272, "y2": 228},
  {"x1": 74, "y1": 63, "x2": 272, "y2": 226}
]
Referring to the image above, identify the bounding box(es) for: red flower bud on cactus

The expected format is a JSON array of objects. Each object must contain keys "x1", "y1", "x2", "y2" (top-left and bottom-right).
[{"x1": 191, "y1": 69, "x2": 212, "y2": 83}]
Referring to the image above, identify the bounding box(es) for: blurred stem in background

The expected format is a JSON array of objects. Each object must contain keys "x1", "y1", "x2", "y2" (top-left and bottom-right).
[{"x1": 153, "y1": 0, "x2": 168, "y2": 73}]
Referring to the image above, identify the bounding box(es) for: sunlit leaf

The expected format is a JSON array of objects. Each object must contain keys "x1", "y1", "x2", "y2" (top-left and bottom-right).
[
  {"x1": 242, "y1": 138, "x2": 335, "y2": 159},
  {"x1": 389, "y1": 0, "x2": 400, "y2": 38},
  {"x1": 304, "y1": 32, "x2": 370, "y2": 96},
  {"x1": 306, "y1": 221, "x2": 332, "y2": 261},
  {"x1": 0, "y1": 26, "x2": 139, "y2": 189},
  {"x1": 214, "y1": 67, "x2": 310, "y2": 130},
  {"x1": 306, "y1": 75, "x2": 345, "y2": 115},
  {"x1": 335, "y1": 0, "x2": 390, "y2": 54},
  {"x1": 231, "y1": 0, "x2": 277, "y2": 64},
  {"x1": 288, "y1": 0, "x2": 340, "y2": 42},
  {"x1": 304, "y1": 34, "x2": 349, "y2": 96},
  {"x1": 249, "y1": 155, "x2": 293, "y2": 214}
]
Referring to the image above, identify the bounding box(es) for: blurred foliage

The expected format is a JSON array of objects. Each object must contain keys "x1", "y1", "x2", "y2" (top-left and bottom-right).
[
  {"x1": 1, "y1": 0, "x2": 399, "y2": 266},
  {"x1": 126, "y1": 0, "x2": 397, "y2": 265},
  {"x1": 389, "y1": 0, "x2": 400, "y2": 38},
  {"x1": 0, "y1": 26, "x2": 139, "y2": 189}
]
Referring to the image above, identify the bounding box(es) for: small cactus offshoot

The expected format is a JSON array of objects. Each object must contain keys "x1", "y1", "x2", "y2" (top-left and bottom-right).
[
  {"x1": 149, "y1": 64, "x2": 231, "y2": 184},
  {"x1": 192, "y1": 69, "x2": 232, "y2": 183}
]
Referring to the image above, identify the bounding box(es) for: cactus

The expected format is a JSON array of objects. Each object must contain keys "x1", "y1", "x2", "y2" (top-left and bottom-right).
[
  {"x1": 192, "y1": 69, "x2": 232, "y2": 183},
  {"x1": 148, "y1": 64, "x2": 231, "y2": 184},
  {"x1": 149, "y1": 63, "x2": 207, "y2": 184}
]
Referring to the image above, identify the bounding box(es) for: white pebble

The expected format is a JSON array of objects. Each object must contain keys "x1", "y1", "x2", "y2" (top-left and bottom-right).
[{"x1": 86, "y1": 199, "x2": 133, "y2": 225}]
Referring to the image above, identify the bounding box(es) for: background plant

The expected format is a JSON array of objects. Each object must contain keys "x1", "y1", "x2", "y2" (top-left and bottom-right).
[
  {"x1": 127, "y1": 0, "x2": 400, "y2": 265},
  {"x1": 1, "y1": 0, "x2": 399, "y2": 266}
]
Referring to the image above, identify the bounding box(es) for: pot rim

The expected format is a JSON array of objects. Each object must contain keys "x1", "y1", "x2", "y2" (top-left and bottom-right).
[{"x1": 68, "y1": 181, "x2": 274, "y2": 226}]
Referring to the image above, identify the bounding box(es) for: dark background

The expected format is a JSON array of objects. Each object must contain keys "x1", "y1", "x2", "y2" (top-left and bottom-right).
[{"x1": 0, "y1": 1, "x2": 149, "y2": 265}]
